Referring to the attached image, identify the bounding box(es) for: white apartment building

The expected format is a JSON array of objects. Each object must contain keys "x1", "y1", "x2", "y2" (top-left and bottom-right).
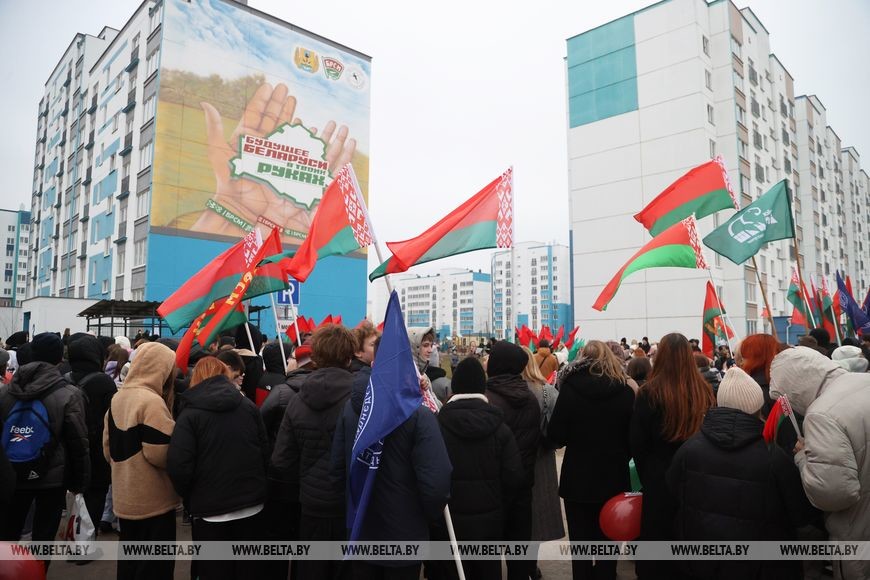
[
  {"x1": 394, "y1": 268, "x2": 493, "y2": 338},
  {"x1": 1, "y1": 209, "x2": 31, "y2": 309},
  {"x1": 491, "y1": 242, "x2": 572, "y2": 340},
  {"x1": 566, "y1": 0, "x2": 869, "y2": 341}
]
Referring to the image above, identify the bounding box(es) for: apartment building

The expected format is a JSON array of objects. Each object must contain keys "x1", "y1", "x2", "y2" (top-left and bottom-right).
[
  {"x1": 394, "y1": 268, "x2": 493, "y2": 338},
  {"x1": 0, "y1": 209, "x2": 31, "y2": 308}
]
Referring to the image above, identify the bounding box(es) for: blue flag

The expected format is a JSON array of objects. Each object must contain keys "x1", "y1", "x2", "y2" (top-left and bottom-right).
[
  {"x1": 347, "y1": 291, "x2": 422, "y2": 542},
  {"x1": 836, "y1": 272, "x2": 870, "y2": 336}
]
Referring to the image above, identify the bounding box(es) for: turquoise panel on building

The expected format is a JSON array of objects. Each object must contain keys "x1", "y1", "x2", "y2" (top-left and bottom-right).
[
  {"x1": 93, "y1": 170, "x2": 119, "y2": 205},
  {"x1": 567, "y1": 15, "x2": 638, "y2": 128},
  {"x1": 87, "y1": 254, "x2": 113, "y2": 299},
  {"x1": 472, "y1": 272, "x2": 491, "y2": 283}
]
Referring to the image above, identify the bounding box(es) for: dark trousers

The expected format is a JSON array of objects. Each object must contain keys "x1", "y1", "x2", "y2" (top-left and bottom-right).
[
  {"x1": 83, "y1": 484, "x2": 108, "y2": 535},
  {"x1": 192, "y1": 509, "x2": 267, "y2": 580},
  {"x1": 297, "y1": 513, "x2": 348, "y2": 580},
  {"x1": 0, "y1": 487, "x2": 66, "y2": 572},
  {"x1": 263, "y1": 498, "x2": 301, "y2": 580},
  {"x1": 352, "y1": 561, "x2": 422, "y2": 580},
  {"x1": 505, "y1": 489, "x2": 534, "y2": 580},
  {"x1": 117, "y1": 510, "x2": 176, "y2": 580},
  {"x1": 564, "y1": 500, "x2": 617, "y2": 580}
]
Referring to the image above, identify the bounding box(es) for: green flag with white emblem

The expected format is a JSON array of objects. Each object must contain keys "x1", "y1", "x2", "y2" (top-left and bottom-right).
[{"x1": 702, "y1": 180, "x2": 794, "y2": 265}]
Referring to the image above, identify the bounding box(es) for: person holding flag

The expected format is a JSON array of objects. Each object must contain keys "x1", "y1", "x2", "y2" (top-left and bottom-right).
[{"x1": 330, "y1": 291, "x2": 451, "y2": 579}]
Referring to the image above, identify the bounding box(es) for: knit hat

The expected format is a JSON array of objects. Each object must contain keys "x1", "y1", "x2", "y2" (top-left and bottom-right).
[
  {"x1": 717, "y1": 367, "x2": 764, "y2": 415},
  {"x1": 115, "y1": 336, "x2": 132, "y2": 350},
  {"x1": 831, "y1": 345, "x2": 869, "y2": 373},
  {"x1": 486, "y1": 341, "x2": 527, "y2": 377},
  {"x1": 31, "y1": 332, "x2": 64, "y2": 365},
  {"x1": 451, "y1": 357, "x2": 487, "y2": 394}
]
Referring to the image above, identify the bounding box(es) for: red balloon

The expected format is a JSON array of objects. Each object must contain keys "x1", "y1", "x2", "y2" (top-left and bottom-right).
[
  {"x1": 599, "y1": 492, "x2": 643, "y2": 541},
  {"x1": 0, "y1": 542, "x2": 46, "y2": 580}
]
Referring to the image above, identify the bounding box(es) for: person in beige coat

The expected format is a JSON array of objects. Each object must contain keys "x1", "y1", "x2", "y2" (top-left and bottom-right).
[
  {"x1": 770, "y1": 346, "x2": 870, "y2": 580},
  {"x1": 103, "y1": 341, "x2": 179, "y2": 580}
]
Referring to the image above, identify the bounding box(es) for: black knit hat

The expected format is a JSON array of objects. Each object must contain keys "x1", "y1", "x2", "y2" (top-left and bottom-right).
[
  {"x1": 451, "y1": 357, "x2": 487, "y2": 395},
  {"x1": 31, "y1": 332, "x2": 64, "y2": 365},
  {"x1": 486, "y1": 340, "x2": 527, "y2": 377}
]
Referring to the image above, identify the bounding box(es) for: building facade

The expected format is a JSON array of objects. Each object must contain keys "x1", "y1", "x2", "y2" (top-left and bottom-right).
[
  {"x1": 394, "y1": 268, "x2": 492, "y2": 338},
  {"x1": 1, "y1": 209, "x2": 31, "y2": 309},
  {"x1": 26, "y1": 0, "x2": 372, "y2": 335},
  {"x1": 491, "y1": 242, "x2": 572, "y2": 340},
  {"x1": 566, "y1": 0, "x2": 869, "y2": 341}
]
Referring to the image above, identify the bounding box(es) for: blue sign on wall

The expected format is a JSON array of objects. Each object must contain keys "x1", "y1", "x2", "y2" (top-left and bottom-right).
[{"x1": 276, "y1": 279, "x2": 300, "y2": 305}]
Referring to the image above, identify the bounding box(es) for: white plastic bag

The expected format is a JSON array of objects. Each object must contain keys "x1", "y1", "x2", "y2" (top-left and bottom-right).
[{"x1": 62, "y1": 492, "x2": 96, "y2": 553}]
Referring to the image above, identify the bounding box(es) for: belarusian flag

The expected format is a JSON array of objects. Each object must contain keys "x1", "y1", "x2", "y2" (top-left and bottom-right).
[
  {"x1": 593, "y1": 217, "x2": 708, "y2": 311},
  {"x1": 563, "y1": 326, "x2": 580, "y2": 349},
  {"x1": 819, "y1": 276, "x2": 839, "y2": 342},
  {"x1": 702, "y1": 281, "x2": 733, "y2": 358},
  {"x1": 790, "y1": 303, "x2": 808, "y2": 328},
  {"x1": 158, "y1": 228, "x2": 264, "y2": 334},
  {"x1": 369, "y1": 168, "x2": 513, "y2": 281},
  {"x1": 786, "y1": 266, "x2": 815, "y2": 327},
  {"x1": 196, "y1": 228, "x2": 284, "y2": 347},
  {"x1": 175, "y1": 299, "x2": 246, "y2": 371},
  {"x1": 284, "y1": 163, "x2": 373, "y2": 283},
  {"x1": 634, "y1": 157, "x2": 737, "y2": 236}
]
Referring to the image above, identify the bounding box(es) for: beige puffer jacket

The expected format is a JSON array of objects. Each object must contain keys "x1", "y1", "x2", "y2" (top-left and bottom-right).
[{"x1": 770, "y1": 346, "x2": 870, "y2": 580}]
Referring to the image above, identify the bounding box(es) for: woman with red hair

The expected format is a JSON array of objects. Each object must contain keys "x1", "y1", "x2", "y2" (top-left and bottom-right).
[{"x1": 736, "y1": 334, "x2": 780, "y2": 418}]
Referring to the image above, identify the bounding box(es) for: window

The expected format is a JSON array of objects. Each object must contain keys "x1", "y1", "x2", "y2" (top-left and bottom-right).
[
  {"x1": 746, "y1": 281, "x2": 756, "y2": 302},
  {"x1": 103, "y1": 238, "x2": 111, "y2": 257},
  {"x1": 146, "y1": 49, "x2": 160, "y2": 77},
  {"x1": 702, "y1": 35, "x2": 710, "y2": 56},
  {"x1": 149, "y1": 3, "x2": 162, "y2": 32},
  {"x1": 736, "y1": 106, "x2": 745, "y2": 125},
  {"x1": 706, "y1": 104, "x2": 715, "y2": 125},
  {"x1": 705, "y1": 69, "x2": 712, "y2": 90},
  {"x1": 102, "y1": 279, "x2": 109, "y2": 294},
  {"x1": 136, "y1": 188, "x2": 150, "y2": 218},
  {"x1": 112, "y1": 112, "x2": 119, "y2": 133},
  {"x1": 746, "y1": 319, "x2": 757, "y2": 334},
  {"x1": 134, "y1": 239, "x2": 147, "y2": 266},
  {"x1": 143, "y1": 95, "x2": 156, "y2": 121},
  {"x1": 139, "y1": 141, "x2": 154, "y2": 168},
  {"x1": 737, "y1": 138, "x2": 747, "y2": 159},
  {"x1": 91, "y1": 266, "x2": 96, "y2": 285},
  {"x1": 709, "y1": 139, "x2": 716, "y2": 159},
  {"x1": 109, "y1": 153, "x2": 116, "y2": 172}
]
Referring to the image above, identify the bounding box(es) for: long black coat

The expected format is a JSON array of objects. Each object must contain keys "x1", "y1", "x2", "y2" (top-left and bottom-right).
[
  {"x1": 548, "y1": 360, "x2": 635, "y2": 503},
  {"x1": 667, "y1": 407, "x2": 813, "y2": 579},
  {"x1": 270, "y1": 367, "x2": 352, "y2": 517},
  {"x1": 260, "y1": 368, "x2": 312, "y2": 452},
  {"x1": 437, "y1": 397, "x2": 524, "y2": 539},
  {"x1": 166, "y1": 375, "x2": 269, "y2": 518},
  {"x1": 485, "y1": 374, "x2": 540, "y2": 489}
]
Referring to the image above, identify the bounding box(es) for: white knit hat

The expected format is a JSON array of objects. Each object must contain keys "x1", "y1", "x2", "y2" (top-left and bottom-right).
[
  {"x1": 717, "y1": 366, "x2": 764, "y2": 415},
  {"x1": 832, "y1": 345, "x2": 869, "y2": 373}
]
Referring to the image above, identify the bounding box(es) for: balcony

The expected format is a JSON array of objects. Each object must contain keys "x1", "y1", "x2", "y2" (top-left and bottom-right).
[
  {"x1": 119, "y1": 131, "x2": 133, "y2": 156},
  {"x1": 84, "y1": 130, "x2": 95, "y2": 149},
  {"x1": 82, "y1": 167, "x2": 92, "y2": 185},
  {"x1": 119, "y1": 175, "x2": 130, "y2": 199},
  {"x1": 87, "y1": 94, "x2": 97, "y2": 114},
  {"x1": 79, "y1": 241, "x2": 87, "y2": 259},
  {"x1": 116, "y1": 221, "x2": 127, "y2": 242},
  {"x1": 125, "y1": 49, "x2": 140, "y2": 72},
  {"x1": 122, "y1": 89, "x2": 136, "y2": 113},
  {"x1": 63, "y1": 73, "x2": 71, "y2": 88},
  {"x1": 80, "y1": 205, "x2": 89, "y2": 222},
  {"x1": 55, "y1": 162, "x2": 65, "y2": 177},
  {"x1": 60, "y1": 103, "x2": 69, "y2": 117},
  {"x1": 748, "y1": 66, "x2": 758, "y2": 86}
]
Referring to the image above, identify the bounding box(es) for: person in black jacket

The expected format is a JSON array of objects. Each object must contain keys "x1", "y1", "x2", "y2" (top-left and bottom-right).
[
  {"x1": 0, "y1": 333, "x2": 90, "y2": 562},
  {"x1": 234, "y1": 324, "x2": 265, "y2": 403},
  {"x1": 258, "y1": 342, "x2": 289, "y2": 393},
  {"x1": 693, "y1": 353, "x2": 721, "y2": 395},
  {"x1": 548, "y1": 341, "x2": 635, "y2": 580},
  {"x1": 67, "y1": 333, "x2": 118, "y2": 532},
  {"x1": 330, "y1": 338, "x2": 452, "y2": 580},
  {"x1": 270, "y1": 325, "x2": 356, "y2": 580},
  {"x1": 485, "y1": 340, "x2": 540, "y2": 580},
  {"x1": 667, "y1": 367, "x2": 812, "y2": 579},
  {"x1": 436, "y1": 357, "x2": 524, "y2": 580},
  {"x1": 167, "y1": 356, "x2": 269, "y2": 580}
]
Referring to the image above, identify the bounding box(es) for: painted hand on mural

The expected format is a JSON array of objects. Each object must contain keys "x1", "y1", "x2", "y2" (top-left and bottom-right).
[{"x1": 191, "y1": 82, "x2": 357, "y2": 241}]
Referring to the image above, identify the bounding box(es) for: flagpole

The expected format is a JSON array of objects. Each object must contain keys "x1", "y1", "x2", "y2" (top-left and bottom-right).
[
  {"x1": 443, "y1": 505, "x2": 467, "y2": 580},
  {"x1": 706, "y1": 269, "x2": 736, "y2": 356},
  {"x1": 827, "y1": 276, "x2": 843, "y2": 347},
  {"x1": 269, "y1": 293, "x2": 288, "y2": 373},
  {"x1": 792, "y1": 237, "x2": 816, "y2": 328},
  {"x1": 751, "y1": 256, "x2": 778, "y2": 340}
]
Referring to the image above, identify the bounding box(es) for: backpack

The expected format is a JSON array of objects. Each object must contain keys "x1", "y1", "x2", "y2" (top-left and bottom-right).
[{"x1": 2, "y1": 395, "x2": 58, "y2": 482}]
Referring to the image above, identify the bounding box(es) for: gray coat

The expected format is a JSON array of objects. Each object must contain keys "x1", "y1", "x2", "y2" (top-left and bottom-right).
[
  {"x1": 771, "y1": 346, "x2": 870, "y2": 580},
  {"x1": 0, "y1": 362, "x2": 90, "y2": 492}
]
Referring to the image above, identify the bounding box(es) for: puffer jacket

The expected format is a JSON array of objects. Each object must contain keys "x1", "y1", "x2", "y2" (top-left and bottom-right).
[
  {"x1": 771, "y1": 346, "x2": 870, "y2": 580},
  {"x1": 0, "y1": 362, "x2": 89, "y2": 491},
  {"x1": 257, "y1": 343, "x2": 288, "y2": 392},
  {"x1": 485, "y1": 374, "x2": 541, "y2": 488},
  {"x1": 167, "y1": 375, "x2": 268, "y2": 518},
  {"x1": 68, "y1": 333, "x2": 117, "y2": 488},
  {"x1": 270, "y1": 366, "x2": 352, "y2": 517},
  {"x1": 260, "y1": 368, "x2": 312, "y2": 451},
  {"x1": 103, "y1": 342, "x2": 179, "y2": 520},
  {"x1": 667, "y1": 407, "x2": 812, "y2": 579}
]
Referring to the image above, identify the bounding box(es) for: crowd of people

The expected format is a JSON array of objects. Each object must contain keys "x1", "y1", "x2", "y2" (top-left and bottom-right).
[{"x1": 0, "y1": 323, "x2": 869, "y2": 580}]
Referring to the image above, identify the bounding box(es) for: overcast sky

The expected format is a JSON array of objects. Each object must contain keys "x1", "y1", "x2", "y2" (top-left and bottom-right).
[{"x1": 2, "y1": 0, "x2": 868, "y2": 288}]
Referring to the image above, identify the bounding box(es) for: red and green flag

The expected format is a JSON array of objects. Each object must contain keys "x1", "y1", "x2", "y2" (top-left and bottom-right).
[
  {"x1": 175, "y1": 299, "x2": 246, "y2": 371},
  {"x1": 593, "y1": 217, "x2": 708, "y2": 311},
  {"x1": 563, "y1": 326, "x2": 580, "y2": 349},
  {"x1": 158, "y1": 228, "x2": 265, "y2": 334},
  {"x1": 786, "y1": 266, "x2": 816, "y2": 327},
  {"x1": 634, "y1": 157, "x2": 737, "y2": 236},
  {"x1": 284, "y1": 163, "x2": 374, "y2": 283},
  {"x1": 819, "y1": 276, "x2": 841, "y2": 343},
  {"x1": 369, "y1": 168, "x2": 513, "y2": 281},
  {"x1": 702, "y1": 281, "x2": 733, "y2": 358}
]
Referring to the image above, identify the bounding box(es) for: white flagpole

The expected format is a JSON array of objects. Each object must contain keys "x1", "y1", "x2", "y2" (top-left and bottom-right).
[
  {"x1": 825, "y1": 276, "x2": 842, "y2": 346},
  {"x1": 269, "y1": 293, "x2": 288, "y2": 373},
  {"x1": 443, "y1": 505, "x2": 467, "y2": 580}
]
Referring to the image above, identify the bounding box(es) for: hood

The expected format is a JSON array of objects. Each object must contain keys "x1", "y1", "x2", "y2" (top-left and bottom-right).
[
  {"x1": 298, "y1": 366, "x2": 353, "y2": 411},
  {"x1": 262, "y1": 343, "x2": 287, "y2": 374},
  {"x1": 559, "y1": 358, "x2": 627, "y2": 400},
  {"x1": 5, "y1": 331, "x2": 29, "y2": 349},
  {"x1": 68, "y1": 333, "x2": 105, "y2": 378},
  {"x1": 487, "y1": 341, "x2": 528, "y2": 377},
  {"x1": 439, "y1": 398, "x2": 503, "y2": 440},
  {"x1": 178, "y1": 375, "x2": 243, "y2": 412},
  {"x1": 8, "y1": 362, "x2": 68, "y2": 400},
  {"x1": 486, "y1": 373, "x2": 532, "y2": 408},
  {"x1": 407, "y1": 326, "x2": 434, "y2": 350},
  {"x1": 700, "y1": 407, "x2": 762, "y2": 450},
  {"x1": 235, "y1": 324, "x2": 263, "y2": 353},
  {"x1": 536, "y1": 347, "x2": 552, "y2": 357},
  {"x1": 285, "y1": 367, "x2": 313, "y2": 392},
  {"x1": 770, "y1": 346, "x2": 847, "y2": 416},
  {"x1": 122, "y1": 341, "x2": 177, "y2": 396}
]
